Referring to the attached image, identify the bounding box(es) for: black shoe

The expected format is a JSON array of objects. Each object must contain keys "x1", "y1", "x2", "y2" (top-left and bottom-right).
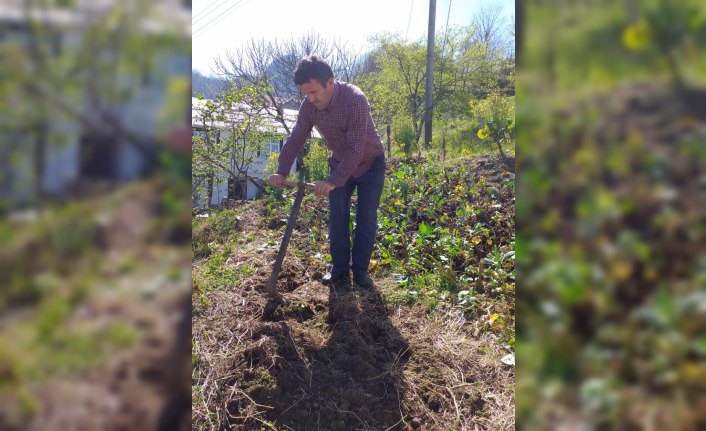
[
  {"x1": 353, "y1": 272, "x2": 374, "y2": 289},
  {"x1": 322, "y1": 271, "x2": 349, "y2": 285}
]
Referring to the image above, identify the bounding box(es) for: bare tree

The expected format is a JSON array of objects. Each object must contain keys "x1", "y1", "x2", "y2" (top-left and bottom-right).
[
  {"x1": 472, "y1": 1, "x2": 512, "y2": 57},
  {"x1": 214, "y1": 31, "x2": 361, "y2": 135}
]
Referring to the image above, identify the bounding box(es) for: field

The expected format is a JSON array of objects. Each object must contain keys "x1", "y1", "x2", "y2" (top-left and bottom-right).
[{"x1": 192, "y1": 153, "x2": 516, "y2": 430}]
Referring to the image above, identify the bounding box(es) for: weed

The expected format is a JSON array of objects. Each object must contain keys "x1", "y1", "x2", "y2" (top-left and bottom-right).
[{"x1": 105, "y1": 322, "x2": 139, "y2": 347}]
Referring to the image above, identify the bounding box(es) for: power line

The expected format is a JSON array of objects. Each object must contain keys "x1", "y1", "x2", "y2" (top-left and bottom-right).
[
  {"x1": 193, "y1": 0, "x2": 246, "y2": 36},
  {"x1": 194, "y1": 1, "x2": 251, "y2": 39},
  {"x1": 405, "y1": 0, "x2": 415, "y2": 39},
  {"x1": 193, "y1": 0, "x2": 231, "y2": 26},
  {"x1": 442, "y1": 0, "x2": 452, "y2": 50},
  {"x1": 193, "y1": 0, "x2": 225, "y2": 20},
  {"x1": 445, "y1": 0, "x2": 452, "y2": 31},
  {"x1": 193, "y1": 0, "x2": 252, "y2": 38}
]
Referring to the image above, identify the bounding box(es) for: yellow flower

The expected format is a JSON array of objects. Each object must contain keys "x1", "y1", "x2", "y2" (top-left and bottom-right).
[
  {"x1": 622, "y1": 20, "x2": 651, "y2": 50},
  {"x1": 477, "y1": 127, "x2": 490, "y2": 139},
  {"x1": 610, "y1": 260, "x2": 633, "y2": 282}
]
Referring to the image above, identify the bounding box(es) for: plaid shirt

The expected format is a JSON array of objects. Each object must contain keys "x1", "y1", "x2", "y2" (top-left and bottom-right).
[{"x1": 277, "y1": 81, "x2": 384, "y2": 187}]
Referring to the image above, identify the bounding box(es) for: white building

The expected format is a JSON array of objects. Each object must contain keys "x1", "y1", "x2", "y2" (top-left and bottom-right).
[
  {"x1": 192, "y1": 97, "x2": 320, "y2": 206},
  {"x1": 0, "y1": 0, "x2": 191, "y2": 208}
]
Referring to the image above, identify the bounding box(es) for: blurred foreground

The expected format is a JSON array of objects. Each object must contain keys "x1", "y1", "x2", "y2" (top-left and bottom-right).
[
  {"x1": 0, "y1": 0, "x2": 192, "y2": 429},
  {"x1": 517, "y1": 1, "x2": 706, "y2": 429},
  {"x1": 0, "y1": 176, "x2": 192, "y2": 430}
]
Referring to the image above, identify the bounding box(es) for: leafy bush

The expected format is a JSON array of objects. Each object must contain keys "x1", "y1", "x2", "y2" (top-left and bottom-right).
[{"x1": 302, "y1": 139, "x2": 330, "y2": 182}]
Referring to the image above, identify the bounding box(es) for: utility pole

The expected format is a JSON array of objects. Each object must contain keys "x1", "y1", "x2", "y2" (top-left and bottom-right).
[{"x1": 424, "y1": 0, "x2": 436, "y2": 149}]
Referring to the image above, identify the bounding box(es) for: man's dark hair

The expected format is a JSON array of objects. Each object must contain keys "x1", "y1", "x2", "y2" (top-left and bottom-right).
[{"x1": 293, "y1": 55, "x2": 334, "y2": 87}]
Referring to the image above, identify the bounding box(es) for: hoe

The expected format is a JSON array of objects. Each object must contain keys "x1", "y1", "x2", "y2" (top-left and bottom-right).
[{"x1": 265, "y1": 179, "x2": 316, "y2": 300}]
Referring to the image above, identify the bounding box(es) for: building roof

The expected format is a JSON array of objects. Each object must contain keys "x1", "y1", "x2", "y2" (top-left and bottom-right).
[
  {"x1": 192, "y1": 97, "x2": 321, "y2": 138},
  {"x1": 0, "y1": 0, "x2": 190, "y2": 36}
]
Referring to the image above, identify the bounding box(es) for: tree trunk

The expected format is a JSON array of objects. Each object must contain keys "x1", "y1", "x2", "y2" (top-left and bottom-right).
[
  {"x1": 516, "y1": 0, "x2": 524, "y2": 66},
  {"x1": 192, "y1": 179, "x2": 201, "y2": 208},
  {"x1": 496, "y1": 139, "x2": 507, "y2": 161},
  {"x1": 207, "y1": 173, "x2": 214, "y2": 209},
  {"x1": 624, "y1": 0, "x2": 638, "y2": 22},
  {"x1": 417, "y1": 120, "x2": 423, "y2": 159},
  {"x1": 666, "y1": 49, "x2": 685, "y2": 94},
  {"x1": 424, "y1": 0, "x2": 436, "y2": 149},
  {"x1": 33, "y1": 123, "x2": 47, "y2": 207}
]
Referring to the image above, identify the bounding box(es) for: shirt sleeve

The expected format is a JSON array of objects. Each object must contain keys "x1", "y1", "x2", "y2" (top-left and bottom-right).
[
  {"x1": 326, "y1": 94, "x2": 369, "y2": 187},
  {"x1": 277, "y1": 103, "x2": 313, "y2": 177}
]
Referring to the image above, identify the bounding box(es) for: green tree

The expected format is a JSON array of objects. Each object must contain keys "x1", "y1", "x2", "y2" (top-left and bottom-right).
[
  {"x1": 367, "y1": 34, "x2": 428, "y2": 153},
  {"x1": 357, "y1": 26, "x2": 509, "y2": 158},
  {"x1": 432, "y1": 24, "x2": 506, "y2": 157},
  {"x1": 215, "y1": 31, "x2": 360, "y2": 136},
  {"x1": 192, "y1": 83, "x2": 279, "y2": 207}
]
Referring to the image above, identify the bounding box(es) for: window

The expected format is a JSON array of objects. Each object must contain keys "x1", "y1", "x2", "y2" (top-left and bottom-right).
[
  {"x1": 265, "y1": 142, "x2": 280, "y2": 154},
  {"x1": 257, "y1": 141, "x2": 280, "y2": 157},
  {"x1": 79, "y1": 132, "x2": 118, "y2": 180}
]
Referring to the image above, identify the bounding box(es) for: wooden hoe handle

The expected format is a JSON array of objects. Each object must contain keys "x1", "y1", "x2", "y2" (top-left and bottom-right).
[{"x1": 283, "y1": 179, "x2": 316, "y2": 192}]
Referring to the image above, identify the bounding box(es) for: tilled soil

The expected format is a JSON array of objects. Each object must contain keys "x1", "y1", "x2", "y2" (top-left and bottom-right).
[
  {"x1": 193, "y1": 156, "x2": 516, "y2": 431},
  {"x1": 194, "y1": 264, "x2": 514, "y2": 430}
]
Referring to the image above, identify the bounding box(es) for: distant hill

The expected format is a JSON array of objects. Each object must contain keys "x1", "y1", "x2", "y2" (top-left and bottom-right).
[{"x1": 192, "y1": 70, "x2": 228, "y2": 100}]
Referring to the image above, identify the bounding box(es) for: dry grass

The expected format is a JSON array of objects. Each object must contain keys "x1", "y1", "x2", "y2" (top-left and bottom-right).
[
  {"x1": 192, "y1": 254, "x2": 515, "y2": 430},
  {"x1": 192, "y1": 155, "x2": 515, "y2": 430}
]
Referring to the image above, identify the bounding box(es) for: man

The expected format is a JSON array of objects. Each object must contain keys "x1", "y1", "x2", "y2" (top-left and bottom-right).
[{"x1": 268, "y1": 56, "x2": 385, "y2": 289}]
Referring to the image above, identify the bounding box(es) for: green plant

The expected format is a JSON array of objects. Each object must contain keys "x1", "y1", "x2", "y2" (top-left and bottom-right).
[
  {"x1": 482, "y1": 245, "x2": 516, "y2": 294},
  {"x1": 622, "y1": 1, "x2": 704, "y2": 91},
  {"x1": 105, "y1": 322, "x2": 139, "y2": 347},
  {"x1": 394, "y1": 123, "x2": 417, "y2": 158},
  {"x1": 477, "y1": 118, "x2": 515, "y2": 161},
  {"x1": 457, "y1": 289, "x2": 477, "y2": 310},
  {"x1": 35, "y1": 297, "x2": 72, "y2": 341},
  {"x1": 302, "y1": 139, "x2": 330, "y2": 181}
]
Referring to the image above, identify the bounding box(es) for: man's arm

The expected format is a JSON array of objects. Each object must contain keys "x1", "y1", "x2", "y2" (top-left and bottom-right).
[
  {"x1": 276, "y1": 104, "x2": 314, "y2": 178},
  {"x1": 327, "y1": 94, "x2": 369, "y2": 187}
]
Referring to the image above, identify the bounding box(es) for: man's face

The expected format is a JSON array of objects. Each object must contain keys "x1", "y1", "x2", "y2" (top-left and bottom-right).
[{"x1": 299, "y1": 78, "x2": 334, "y2": 110}]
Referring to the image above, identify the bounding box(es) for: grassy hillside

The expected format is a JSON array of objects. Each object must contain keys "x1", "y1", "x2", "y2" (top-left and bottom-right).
[
  {"x1": 0, "y1": 178, "x2": 192, "y2": 430},
  {"x1": 192, "y1": 153, "x2": 516, "y2": 430}
]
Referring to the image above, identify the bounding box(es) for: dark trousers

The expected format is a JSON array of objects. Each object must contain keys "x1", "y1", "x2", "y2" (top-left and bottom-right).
[{"x1": 328, "y1": 154, "x2": 385, "y2": 276}]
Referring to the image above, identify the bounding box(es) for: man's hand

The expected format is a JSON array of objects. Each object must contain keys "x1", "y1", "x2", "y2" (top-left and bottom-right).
[
  {"x1": 268, "y1": 174, "x2": 285, "y2": 188},
  {"x1": 314, "y1": 180, "x2": 336, "y2": 197}
]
